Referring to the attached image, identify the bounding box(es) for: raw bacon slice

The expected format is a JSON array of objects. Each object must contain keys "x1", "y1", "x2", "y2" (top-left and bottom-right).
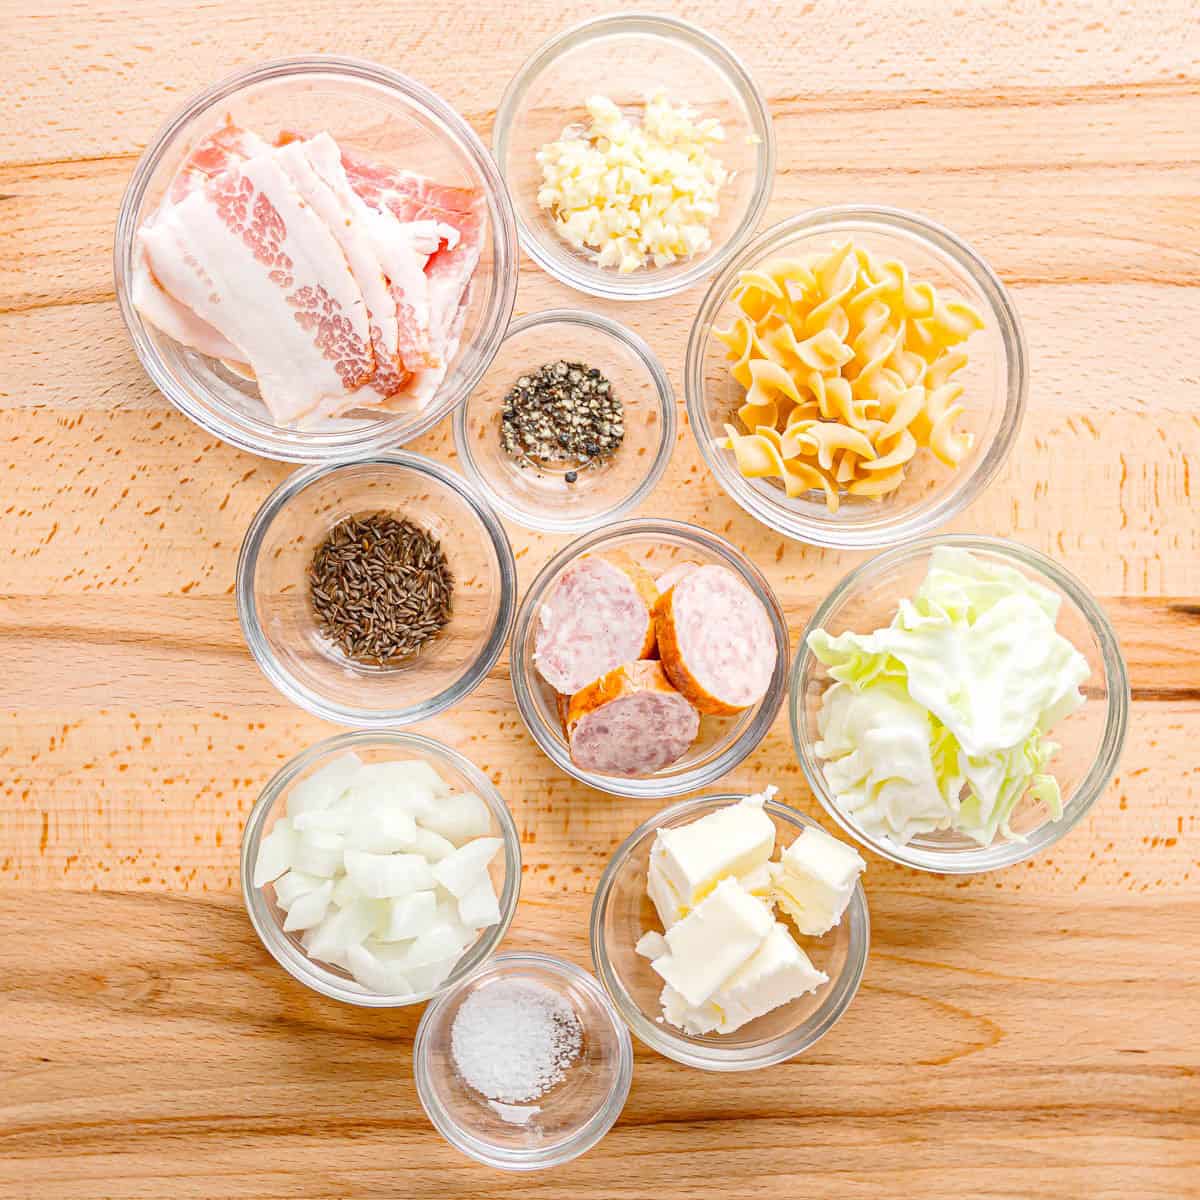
[
  {"x1": 141, "y1": 152, "x2": 374, "y2": 425},
  {"x1": 132, "y1": 240, "x2": 245, "y2": 362},
  {"x1": 340, "y1": 151, "x2": 485, "y2": 369},
  {"x1": 167, "y1": 118, "x2": 271, "y2": 203},
  {"x1": 274, "y1": 134, "x2": 406, "y2": 400},
  {"x1": 133, "y1": 120, "x2": 268, "y2": 365}
]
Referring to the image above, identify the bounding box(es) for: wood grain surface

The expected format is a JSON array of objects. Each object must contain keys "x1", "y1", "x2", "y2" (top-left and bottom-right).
[{"x1": 2, "y1": 1, "x2": 1199, "y2": 1197}]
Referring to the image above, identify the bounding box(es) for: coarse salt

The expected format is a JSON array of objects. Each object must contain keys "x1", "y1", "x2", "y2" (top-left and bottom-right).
[{"x1": 450, "y1": 978, "x2": 583, "y2": 1104}]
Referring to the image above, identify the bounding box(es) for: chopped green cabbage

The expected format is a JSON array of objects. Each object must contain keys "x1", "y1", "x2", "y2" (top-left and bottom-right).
[{"x1": 809, "y1": 547, "x2": 1089, "y2": 847}]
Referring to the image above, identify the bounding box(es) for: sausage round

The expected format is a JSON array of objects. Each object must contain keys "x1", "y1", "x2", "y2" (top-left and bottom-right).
[
  {"x1": 533, "y1": 553, "x2": 658, "y2": 695},
  {"x1": 654, "y1": 561, "x2": 700, "y2": 594},
  {"x1": 565, "y1": 660, "x2": 700, "y2": 776},
  {"x1": 653, "y1": 564, "x2": 777, "y2": 716}
]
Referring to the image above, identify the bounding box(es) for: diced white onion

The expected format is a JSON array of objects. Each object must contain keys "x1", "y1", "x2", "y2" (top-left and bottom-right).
[{"x1": 432, "y1": 837, "x2": 503, "y2": 899}]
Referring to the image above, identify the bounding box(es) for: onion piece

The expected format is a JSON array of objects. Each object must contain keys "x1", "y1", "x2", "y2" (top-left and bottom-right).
[
  {"x1": 344, "y1": 850, "x2": 434, "y2": 899},
  {"x1": 286, "y1": 752, "x2": 363, "y2": 819},
  {"x1": 272, "y1": 869, "x2": 325, "y2": 911},
  {"x1": 283, "y1": 879, "x2": 334, "y2": 932},
  {"x1": 458, "y1": 876, "x2": 501, "y2": 929},
  {"x1": 292, "y1": 829, "x2": 344, "y2": 878},
  {"x1": 421, "y1": 791, "x2": 492, "y2": 845},
  {"x1": 378, "y1": 890, "x2": 438, "y2": 942},
  {"x1": 254, "y1": 818, "x2": 297, "y2": 888},
  {"x1": 432, "y1": 837, "x2": 502, "y2": 898}
]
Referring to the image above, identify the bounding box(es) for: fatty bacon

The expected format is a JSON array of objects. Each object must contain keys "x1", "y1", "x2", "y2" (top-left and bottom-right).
[{"x1": 133, "y1": 119, "x2": 484, "y2": 426}]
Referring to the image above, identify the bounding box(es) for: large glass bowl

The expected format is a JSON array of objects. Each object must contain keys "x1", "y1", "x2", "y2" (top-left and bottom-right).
[
  {"x1": 414, "y1": 953, "x2": 632, "y2": 1170},
  {"x1": 114, "y1": 56, "x2": 518, "y2": 462},
  {"x1": 686, "y1": 207, "x2": 1028, "y2": 547},
  {"x1": 509, "y1": 518, "x2": 790, "y2": 799},
  {"x1": 790, "y1": 535, "x2": 1130, "y2": 873},
  {"x1": 493, "y1": 13, "x2": 774, "y2": 301},
  {"x1": 590, "y1": 793, "x2": 869, "y2": 1071},
  {"x1": 236, "y1": 452, "x2": 515, "y2": 726},
  {"x1": 453, "y1": 309, "x2": 675, "y2": 533},
  {"x1": 240, "y1": 730, "x2": 521, "y2": 1007}
]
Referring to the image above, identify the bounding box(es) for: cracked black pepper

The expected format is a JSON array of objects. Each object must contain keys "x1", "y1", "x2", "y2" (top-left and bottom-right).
[
  {"x1": 308, "y1": 513, "x2": 453, "y2": 665},
  {"x1": 500, "y1": 360, "x2": 623, "y2": 479}
]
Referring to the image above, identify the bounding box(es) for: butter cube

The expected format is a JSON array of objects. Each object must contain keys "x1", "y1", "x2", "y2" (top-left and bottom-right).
[
  {"x1": 647, "y1": 851, "x2": 687, "y2": 929},
  {"x1": 650, "y1": 794, "x2": 776, "y2": 924},
  {"x1": 660, "y1": 984, "x2": 721, "y2": 1036},
  {"x1": 651, "y1": 877, "x2": 773, "y2": 1008},
  {"x1": 773, "y1": 825, "x2": 866, "y2": 937},
  {"x1": 739, "y1": 861, "x2": 777, "y2": 901},
  {"x1": 709, "y1": 923, "x2": 828, "y2": 1033}
]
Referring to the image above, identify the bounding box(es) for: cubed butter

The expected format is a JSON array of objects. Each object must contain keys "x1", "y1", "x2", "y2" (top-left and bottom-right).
[
  {"x1": 651, "y1": 877, "x2": 773, "y2": 1008},
  {"x1": 649, "y1": 792, "x2": 776, "y2": 925},
  {"x1": 707, "y1": 923, "x2": 828, "y2": 1033},
  {"x1": 772, "y1": 825, "x2": 866, "y2": 937}
]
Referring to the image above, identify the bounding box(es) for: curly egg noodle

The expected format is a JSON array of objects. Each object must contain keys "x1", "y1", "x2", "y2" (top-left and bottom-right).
[{"x1": 715, "y1": 241, "x2": 985, "y2": 512}]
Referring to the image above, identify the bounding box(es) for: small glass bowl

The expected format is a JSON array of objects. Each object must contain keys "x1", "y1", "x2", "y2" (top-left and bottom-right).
[
  {"x1": 790, "y1": 535, "x2": 1130, "y2": 873},
  {"x1": 510, "y1": 519, "x2": 790, "y2": 799},
  {"x1": 686, "y1": 206, "x2": 1028, "y2": 548},
  {"x1": 590, "y1": 793, "x2": 869, "y2": 1071},
  {"x1": 493, "y1": 13, "x2": 775, "y2": 300},
  {"x1": 114, "y1": 56, "x2": 518, "y2": 463},
  {"x1": 414, "y1": 952, "x2": 633, "y2": 1170},
  {"x1": 236, "y1": 452, "x2": 515, "y2": 726},
  {"x1": 240, "y1": 730, "x2": 521, "y2": 1007},
  {"x1": 452, "y1": 309, "x2": 675, "y2": 533}
]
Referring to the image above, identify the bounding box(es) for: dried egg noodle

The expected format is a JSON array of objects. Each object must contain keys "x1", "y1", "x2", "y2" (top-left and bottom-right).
[{"x1": 716, "y1": 242, "x2": 984, "y2": 512}]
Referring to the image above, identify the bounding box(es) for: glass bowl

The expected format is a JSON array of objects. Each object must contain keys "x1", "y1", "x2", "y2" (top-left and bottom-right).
[
  {"x1": 790, "y1": 535, "x2": 1130, "y2": 873},
  {"x1": 452, "y1": 309, "x2": 675, "y2": 533},
  {"x1": 590, "y1": 793, "x2": 869, "y2": 1071},
  {"x1": 114, "y1": 56, "x2": 518, "y2": 463},
  {"x1": 686, "y1": 206, "x2": 1028, "y2": 548},
  {"x1": 510, "y1": 518, "x2": 790, "y2": 799},
  {"x1": 236, "y1": 452, "x2": 515, "y2": 726},
  {"x1": 493, "y1": 13, "x2": 774, "y2": 300},
  {"x1": 240, "y1": 730, "x2": 521, "y2": 1007},
  {"x1": 414, "y1": 952, "x2": 633, "y2": 1170}
]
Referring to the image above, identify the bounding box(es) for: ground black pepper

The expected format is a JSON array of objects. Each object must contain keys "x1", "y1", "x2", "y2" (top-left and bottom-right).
[{"x1": 500, "y1": 360, "x2": 623, "y2": 480}]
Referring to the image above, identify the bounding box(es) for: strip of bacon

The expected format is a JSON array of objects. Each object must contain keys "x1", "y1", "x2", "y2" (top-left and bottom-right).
[
  {"x1": 339, "y1": 150, "x2": 485, "y2": 374},
  {"x1": 274, "y1": 134, "x2": 406, "y2": 400},
  {"x1": 141, "y1": 152, "x2": 374, "y2": 425}
]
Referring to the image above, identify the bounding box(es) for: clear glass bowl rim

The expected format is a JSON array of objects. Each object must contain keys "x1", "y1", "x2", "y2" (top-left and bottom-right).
[
  {"x1": 588, "y1": 792, "x2": 870, "y2": 1071},
  {"x1": 413, "y1": 951, "x2": 634, "y2": 1170},
  {"x1": 113, "y1": 54, "x2": 520, "y2": 463},
  {"x1": 789, "y1": 533, "x2": 1131, "y2": 874},
  {"x1": 509, "y1": 517, "x2": 791, "y2": 798},
  {"x1": 492, "y1": 11, "x2": 776, "y2": 301},
  {"x1": 239, "y1": 729, "x2": 522, "y2": 1007},
  {"x1": 684, "y1": 205, "x2": 1029, "y2": 547},
  {"x1": 452, "y1": 307, "x2": 677, "y2": 533},
  {"x1": 235, "y1": 450, "x2": 517, "y2": 727}
]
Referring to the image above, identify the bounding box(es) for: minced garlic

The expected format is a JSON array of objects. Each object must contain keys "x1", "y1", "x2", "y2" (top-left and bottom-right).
[{"x1": 535, "y1": 92, "x2": 729, "y2": 273}]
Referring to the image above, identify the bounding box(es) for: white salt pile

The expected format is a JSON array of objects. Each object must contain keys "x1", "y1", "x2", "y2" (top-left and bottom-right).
[{"x1": 450, "y1": 978, "x2": 583, "y2": 1104}]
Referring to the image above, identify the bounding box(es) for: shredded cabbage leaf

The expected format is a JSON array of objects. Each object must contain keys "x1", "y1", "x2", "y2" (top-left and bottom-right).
[{"x1": 809, "y1": 547, "x2": 1089, "y2": 846}]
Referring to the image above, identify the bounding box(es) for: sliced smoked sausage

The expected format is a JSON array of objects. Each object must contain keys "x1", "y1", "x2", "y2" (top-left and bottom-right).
[
  {"x1": 533, "y1": 554, "x2": 658, "y2": 695},
  {"x1": 565, "y1": 660, "x2": 700, "y2": 776},
  {"x1": 652, "y1": 564, "x2": 777, "y2": 716}
]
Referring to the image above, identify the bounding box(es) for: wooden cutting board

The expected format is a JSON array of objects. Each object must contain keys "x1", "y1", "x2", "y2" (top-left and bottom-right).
[{"x1": 2, "y1": 1, "x2": 1198, "y2": 1196}]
